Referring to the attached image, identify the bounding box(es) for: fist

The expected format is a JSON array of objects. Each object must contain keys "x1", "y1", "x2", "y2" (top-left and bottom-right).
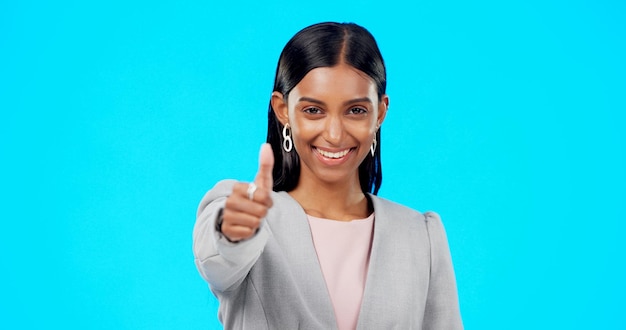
[{"x1": 221, "y1": 143, "x2": 274, "y2": 242}]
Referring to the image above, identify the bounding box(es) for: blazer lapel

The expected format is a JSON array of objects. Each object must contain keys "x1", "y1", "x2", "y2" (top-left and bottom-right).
[
  {"x1": 356, "y1": 194, "x2": 389, "y2": 329},
  {"x1": 356, "y1": 195, "x2": 431, "y2": 329},
  {"x1": 273, "y1": 192, "x2": 338, "y2": 328}
]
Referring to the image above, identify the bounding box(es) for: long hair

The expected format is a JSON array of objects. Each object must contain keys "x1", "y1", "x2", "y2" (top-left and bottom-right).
[{"x1": 266, "y1": 22, "x2": 386, "y2": 194}]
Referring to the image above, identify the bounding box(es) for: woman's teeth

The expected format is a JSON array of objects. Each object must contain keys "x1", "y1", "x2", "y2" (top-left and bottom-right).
[{"x1": 316, "y1": 148, "x2": 350, "y2": 159}]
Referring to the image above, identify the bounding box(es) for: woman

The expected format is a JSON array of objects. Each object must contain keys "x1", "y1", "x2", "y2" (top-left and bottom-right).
[{"x1": 193, "y1": 22, "x2": 463, "y2": 329}]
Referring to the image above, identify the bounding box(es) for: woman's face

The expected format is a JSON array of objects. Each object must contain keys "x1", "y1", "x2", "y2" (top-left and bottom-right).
[{"x1": 272, "y1": 64, "x2": 388, "y2": 189}]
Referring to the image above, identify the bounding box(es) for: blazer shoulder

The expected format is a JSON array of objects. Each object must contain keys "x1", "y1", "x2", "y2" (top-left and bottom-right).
[
  {"x1": 423, "y1": 210, "x2": 443, "y2": 225},
  {"x1": 370, "y1": 194, "x2": 425, "y2": 218},
  {"x1": 369, "y1": 195, "x2": 449, "y2": 241}
]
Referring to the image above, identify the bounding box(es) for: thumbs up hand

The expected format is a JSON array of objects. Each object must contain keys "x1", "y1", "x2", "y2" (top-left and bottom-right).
[{"x1": 221, "y1": 144, "x2": 274, "y2": 242}]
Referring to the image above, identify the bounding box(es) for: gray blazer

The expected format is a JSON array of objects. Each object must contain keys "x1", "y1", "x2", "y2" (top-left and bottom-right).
[{"x1": 193, "y1": 180, "x2": 463, "y2": 329}]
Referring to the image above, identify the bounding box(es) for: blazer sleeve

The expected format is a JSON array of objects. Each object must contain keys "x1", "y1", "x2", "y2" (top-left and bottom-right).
[
  {"x1": 192, "y1": 180, "x2": 270, "y2": 292},
  {"x1": 422, "y1": 211, "x2": 463, "y2": 329}
]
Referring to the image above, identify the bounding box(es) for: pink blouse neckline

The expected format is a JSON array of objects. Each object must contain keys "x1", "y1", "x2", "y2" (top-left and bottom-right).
[{"x1": 307, "y1": 213, "x2": 375, "y2": 330}]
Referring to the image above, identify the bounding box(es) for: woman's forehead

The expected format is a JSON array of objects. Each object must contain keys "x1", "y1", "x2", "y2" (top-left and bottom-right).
[{"x1": 291, "y1": 65, "x2": 377, "y2": 101}]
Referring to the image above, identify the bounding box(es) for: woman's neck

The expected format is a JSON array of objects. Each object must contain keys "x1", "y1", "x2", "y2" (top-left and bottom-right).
[{"x1": 288, "y1": 177, "x2": 371, "y2": 221}]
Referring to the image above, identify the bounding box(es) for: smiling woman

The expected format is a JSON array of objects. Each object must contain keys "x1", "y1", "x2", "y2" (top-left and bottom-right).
[
  {"x1": 193, "y1": 22, "x2": 463, "y2": 329},
  {"x1": 271, "y1": 64, "x2": 387, "y2": 216}
]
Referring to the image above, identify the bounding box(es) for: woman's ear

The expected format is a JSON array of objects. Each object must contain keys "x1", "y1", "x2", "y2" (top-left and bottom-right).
[
  {"x1": 376, "y1": 94, "x2": 389, "y2": 128},
  {"x1": 271, "y1": 91, "x2": 289, "y2": 125}
]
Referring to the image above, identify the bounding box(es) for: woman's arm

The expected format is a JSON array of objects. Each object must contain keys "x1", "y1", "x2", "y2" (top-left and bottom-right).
[{"x1": 192, "y1": 179, "x2": 271, "y2": 292}]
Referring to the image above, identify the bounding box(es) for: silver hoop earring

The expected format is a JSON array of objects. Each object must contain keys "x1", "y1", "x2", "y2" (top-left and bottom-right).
[
  {"x1": 282, "y1": 124, "x2": 293, "y2": 152},
  {"x1": 370, "y1": 137, "x2": 377, "y2": 157}
]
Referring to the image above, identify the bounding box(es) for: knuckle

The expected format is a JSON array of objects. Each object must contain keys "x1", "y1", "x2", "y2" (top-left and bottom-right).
[
  {"x1": 233, "y1": 182, "x2": 248, "y2": 195},
  {"x1": 252, "y1": 217, "x2": 262, "y2": 228},
  {"x1": 256, "y1": 190, "x2": 273, "y2": 206},
  {"x1": 256, "y1": 189, "x2": 268, "y2": 200},
  {"x1": 224, "y1": 197, "x2": 235, "y2": 209},
  {"x1": 222, "y1": 208, "x2": 232, "y2": 221},
  {"x1": 250, "y1": 203, "x2": 266, "y2": 218},
  {"x1": 221, "y1": 226, "x2": 234, "y2": 237}
]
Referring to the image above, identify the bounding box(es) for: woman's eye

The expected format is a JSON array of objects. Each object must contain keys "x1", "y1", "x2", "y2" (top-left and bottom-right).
[
  {"x1": 303, "y1": 107, "x2": 322, "y2": 114},
  {"x1": 349, "y1": 107, "x2": 367, "y2": 115}
]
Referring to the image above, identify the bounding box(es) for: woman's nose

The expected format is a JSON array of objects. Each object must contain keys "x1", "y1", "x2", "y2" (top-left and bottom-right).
[{"x1": 324, "y1": 115, "x2": 344, "y2": 145}]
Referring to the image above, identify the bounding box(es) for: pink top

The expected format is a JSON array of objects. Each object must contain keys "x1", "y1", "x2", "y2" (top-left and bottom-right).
[{"x1": 307, "y1": 213, "x2": 375, "y2": 330}]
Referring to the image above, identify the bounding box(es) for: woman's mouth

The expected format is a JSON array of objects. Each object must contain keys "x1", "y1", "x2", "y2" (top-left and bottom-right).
[
  {"x1": 313, "y1": 147, "x2": 354, "y2": 165},
  {"x1": 315, "y1": 148, "x2": 351, "y2": 159}
]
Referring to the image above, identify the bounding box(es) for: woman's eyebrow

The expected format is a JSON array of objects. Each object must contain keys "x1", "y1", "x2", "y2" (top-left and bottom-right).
[
  {"x1": 297, "y1": 96, "x2": 373, "y2": 106},
  {"x1": 297, "y1": 96, "x2": 325, "y2": 105},
  {"x1": 343, "y1": 97, "x2": 372, "y2": 106}
]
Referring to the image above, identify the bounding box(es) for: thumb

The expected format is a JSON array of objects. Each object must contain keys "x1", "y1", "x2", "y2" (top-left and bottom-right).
[{"x1": 254, "y1": 143, "x2": 274, "y2": 191}]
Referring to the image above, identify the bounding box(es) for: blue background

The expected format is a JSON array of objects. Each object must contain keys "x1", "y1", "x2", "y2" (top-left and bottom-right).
[{"x1": 2, "y1": 0, "x2": 625, "y2": 328}]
